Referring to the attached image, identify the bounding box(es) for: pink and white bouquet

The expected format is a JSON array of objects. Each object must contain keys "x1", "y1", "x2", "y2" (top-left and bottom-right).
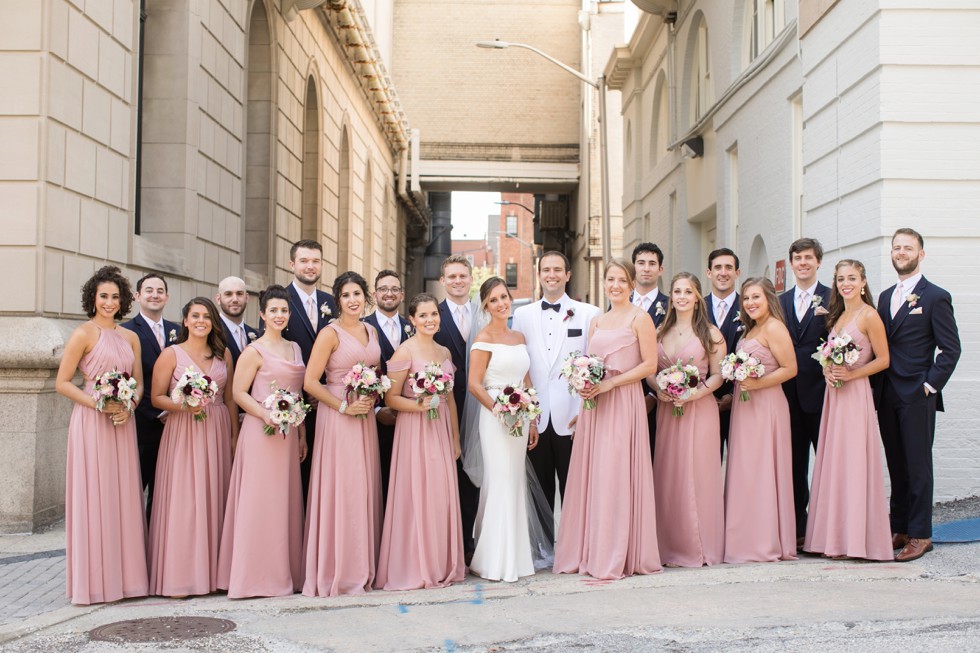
[
  {"x1": 92, "y1": 369, "x2": 138, "y2": 415},
  {"x1": 720, "y1": 351, "x2": 766, "y2": 402},
  {"x1": 170, "y1": 365, "x2": 219, "y2": 422},
  {"x1": 491, "y1": 384, "x2": 542, "y2": 438},
  {"x1": 262, "y1": 383, "x2": 311, "y2": 437},
  {"x1": 408, "y1": 363, "x2": 455, "y2": 420},
  {"x1": 655, "y1": 358, "x2": 703, "y2": 417},
  {"x1": 343, "y1": 362, "x2": 392, "y2": 419},
  {"x1": 559, "y1": 351, "x2": 606, "y2": 410},
  {"x1": 812, "y1": 332, "x2": 862, "y2": 388}
]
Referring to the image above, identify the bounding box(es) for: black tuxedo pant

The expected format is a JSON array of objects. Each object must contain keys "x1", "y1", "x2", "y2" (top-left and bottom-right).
[
  {"x1": 300, "y1": 408, "x2": 317, "y2": 507},
  {"x1": 789, "y1": 406, "x2": 822, "y2": 538},
  {"x1": 457, "y1": 458, "x2": 479, "y2": 553},
  {"x1": 134, "y1": 415, "x2": 164, "y2": 523},
  {"x1": 646, "y1": 400, "x2": 658, "y2": 468},
  {"x1": 719, "y1": 407, "x2": 731, "y2": 464},
  {"x1": 527, "y1": 420, "x2": 573, "y2": 512},
  {"x1": 878, "y1": 381, "x2": 937, "y2": 539},
  {"x1": 377, "y1": 421, "x2": 395, "y2": 511}
]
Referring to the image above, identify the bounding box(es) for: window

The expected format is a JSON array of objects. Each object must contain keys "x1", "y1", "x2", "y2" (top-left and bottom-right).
[
  {"x1": 505, "y1": 213, "x2": 518, "y2": 236},
  {"x1": 650, "y1": 72, "x2": 668, "y2": 165},
  {"x1": 691, "y1": 17, "x2": 712, "y2": 123},
  {"x1": 505, "y1": 262, "x2": 518, "y2": 287},
  {"x1": 744, "y1": 0, "x2": 784, "y2": 65}
]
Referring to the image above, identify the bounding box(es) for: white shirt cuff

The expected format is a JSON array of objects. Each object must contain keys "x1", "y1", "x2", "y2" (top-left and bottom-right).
[{"x1": 924, "y1": 383, "x2": 937, "y2": 395}]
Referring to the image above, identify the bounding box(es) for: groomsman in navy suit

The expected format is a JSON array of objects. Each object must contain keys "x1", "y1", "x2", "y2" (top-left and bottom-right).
[
  {"x1": 363, "y1": 269, "x2": 413, "y2": 508},
  {"x1": 778, "y1": 238, "x2": 832, "y2": 547},
  {"x1": 875, "y1": 228, "x2": 960, "y2": 562},
  {"x1": 280, "y1": 239, "x2": 337, "y2": 503},
  {"x1": 433, "y1": 255, "x2": 480, "y2": 560},
  {"x1": 216, "y1": 276, "x2": 258, "y2": 370},
  {"x1": 630, "y1": 242, "x2": 670, "y2": 465},
  {"x1": 121, "y1": 273, "x2": 179, "y2": 521},
  {"x1": 704, "y1": 248, "x2": 742, "y2": 460}
]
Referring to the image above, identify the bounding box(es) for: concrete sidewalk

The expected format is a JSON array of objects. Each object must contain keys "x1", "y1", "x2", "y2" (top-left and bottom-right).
[{"x1": 2, "y1": 519, "x2": 980, "y2": 652}]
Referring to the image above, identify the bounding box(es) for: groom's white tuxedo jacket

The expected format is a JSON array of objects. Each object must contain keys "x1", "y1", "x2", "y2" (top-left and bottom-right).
[{"x1": 512, "y1": 295, "x2": 601, "y2": 436}]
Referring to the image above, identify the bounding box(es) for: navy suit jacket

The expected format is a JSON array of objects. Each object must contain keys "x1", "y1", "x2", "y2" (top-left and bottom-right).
[
  {"x1": 363, "y1": 311, "x2": 413, "y2": 374},
  {"x1": 280, "y1": 284, "x2": 337, "y2": 366},
  {"x1": 779, "y1": 283, "x2": 832, "y2": 414},
  {"x1": 121, "y1": 313, "x2": 180, "y2": 423},
  {"x1": 875, "y1": 276, "x2": 960, "y2": 411},
  {"x1": 706, "y1": 294, "x2": 741, "y2": 399},
  {"x1": 434, "y1": 299, "x2": 470, "y2": 428},
  {"x1": 632, "y1": 290, "x2": 670, "y2": 328},
  {"x1": 220, "y1": 319, "x2": 259, "y2": 370}
]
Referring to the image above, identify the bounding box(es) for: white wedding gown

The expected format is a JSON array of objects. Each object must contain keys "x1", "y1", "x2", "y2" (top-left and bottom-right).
[{"x1": 468, "y1": 342, "x2": 536, "y2": 582}]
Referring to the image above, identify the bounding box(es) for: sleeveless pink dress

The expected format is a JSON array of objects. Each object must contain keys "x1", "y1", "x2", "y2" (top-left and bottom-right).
[
  {"x1": 148, "y1": 345, "x2": 232, "y2": 596},
  {"x1": 554, "y1": 323, "x2": 662, "y2": 579},
  {"x1": 375, "y1": 358, "x2": 465, "y2": 590},
  {"x1": 303, "y1": 322, "x2": 383, "y2": 596},
  {"x1": 724, "y1": 338, "x2": 797, "y2": 563},
  {"x1": 66, "y1": 327, "x2": 148, "y2": 605},
  {"x1": 217, "y1": 341, "x2": 305, "y2": 598},
  {"x1": 654, "y1": 338, "x2": 725, "y2": 567},
  {"x1": 804, "y1": 322, "x2": 893, "y2": 560}
]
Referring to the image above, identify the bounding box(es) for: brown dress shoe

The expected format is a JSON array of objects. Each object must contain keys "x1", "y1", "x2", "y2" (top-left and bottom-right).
[
  {"x1": 892, "y1": 533, "x2": 909, "y2": 550},
  {"x1": 895, "y1": 538, "x2": 933, "y2": 562}
]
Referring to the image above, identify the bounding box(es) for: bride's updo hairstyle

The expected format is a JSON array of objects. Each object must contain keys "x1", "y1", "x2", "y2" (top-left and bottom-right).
[{"x1": 479, "y1": 276, "x2": 512, "y2": 312}]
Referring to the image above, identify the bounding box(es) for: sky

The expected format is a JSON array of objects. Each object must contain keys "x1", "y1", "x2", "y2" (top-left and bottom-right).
[{"x1": 450, "y1": 191, "x2": 500, "y2": 241}]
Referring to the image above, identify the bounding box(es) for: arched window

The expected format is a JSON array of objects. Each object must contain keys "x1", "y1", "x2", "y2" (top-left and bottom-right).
[
  {"x1": 362, "y1": 161, "x2": 374, "y2": 273},
  {"x1": 650, "y1": 71, "x2": 668, "y2": 164},
  {"x1": 338, "y1": 126, "x2": 351, "y2": 272},
  {"x1": 244, "y1": 0, "x2": 274, "y2": 278},
  {"x1": 691, "y1": 17, "x2": 712, "y2": 123},
  {"x1": 301, "y1": 75, "x2": 321, "y2": 243}
]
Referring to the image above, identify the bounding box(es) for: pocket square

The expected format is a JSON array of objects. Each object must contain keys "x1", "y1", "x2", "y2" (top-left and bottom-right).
[
  {"x1": 567, "y1": 328, "x2": 583, "y2": 337},
  {"x1": 909, "y1": 307, "x2": 923, "y2": 315},
  {"x1": 814, "y1": 306, "x2": 829, "y2": 316}
]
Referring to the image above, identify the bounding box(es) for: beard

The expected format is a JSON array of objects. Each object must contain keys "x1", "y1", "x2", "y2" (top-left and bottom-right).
[
  {"x1": 891, "y1": 256, "x2": 918, "y2": 276},
  {"x1": 295, "y1": 270, "x2": 321, "y2": 285},
  {"x1": 220, "y1": 301, "x2": 245, "y2": 318}
]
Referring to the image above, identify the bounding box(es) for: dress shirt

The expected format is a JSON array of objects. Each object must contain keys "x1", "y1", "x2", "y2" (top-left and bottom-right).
[
  {"x1": 711, "y1": 291, "x2": 737, "y2": 324},
  {"x1": 376, "y1": 312, "x2": 402, "y2": 346},
  {"x1": 292, "y1": 280, "x2": 319, "y2": 327},
  {"x1": 541, "y1": 294, "x2": 570, "y2": 354},
  {"x1": 220, "y1": 314, "x2": 247, "y2": 350},
  {"x1": 795, "y1": 282, "x2": 819, "y2": 321},
  {"x1": 141, "y1": 313, "x2": 167, "y2": 347},
  {"x1": 633, "y1": 288, "x2": 661, "y2": 312}
]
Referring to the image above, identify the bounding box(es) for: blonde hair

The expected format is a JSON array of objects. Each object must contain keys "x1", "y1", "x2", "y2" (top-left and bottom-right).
[
  {"x1": 603, "y1": 258, "x2": 636, "y2": 286},
  {"x1": 659, "y1": 272, "x2": 715, "y2": 357},
  {"x1": 738, "y1": 277, "x2": 784, "y2": 333}
]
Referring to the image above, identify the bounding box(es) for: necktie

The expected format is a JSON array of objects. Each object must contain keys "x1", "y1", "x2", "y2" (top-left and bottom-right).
[
  {"x1": 457, "y1": 306, "x2": 469, "y2": 340},
  {"x1": 641, "y1": 296, "x2": 650, "y2": 312},
  {"x1": 715, "y1": 300, "x2": 728, "y2": 325},
  {"x1": 153, "y1": 322, "x2": 164, "y2": 349},
  {"x1": 237, "y1": 326, "x2": 247, "y2": 350},
  {"x1": 385, "y1": 318, "x2": 399, "y2": 345},
  {"x1": 890, "y1": 283, "x2": 904, "y2": 319},
  {"x1": 796, "y1": 292, "x2": 809, "y2": 322},
  {"x1": 307, "y1": 297, "x2": 317, "y2": 329},
  {"x1": 541, "y1": 301, "x2": 561, "y2": 312}
]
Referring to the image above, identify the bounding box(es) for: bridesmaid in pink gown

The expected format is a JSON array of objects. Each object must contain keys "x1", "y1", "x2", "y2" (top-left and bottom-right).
[
  {"x1": 804, "y1": 260, "x2": 893, "y2": 561},
  {"x1": 724, "y1": 278, "x2": 798, "y2": 564},
  {"x1": 375, "y1": 293, "x2": 465, "y2": 590},
  {"x1": 217, "y1": 285, "x2": 307, "y2": 598},
  {"x1": 148, "y1": 297, "x2": 237, "y2": 596},
  {"x1": 55, "y1": 266, "x2": 148, "y2": 605},
  {"x1": 649, "y1": 273, "x2": 726, "y2": 567},
  {"x1": 303, "y1": 271, "x2": 383, "y2": 596},
  {"x1": 555, "y1": 259, "x2": 662, "y2": 579}
]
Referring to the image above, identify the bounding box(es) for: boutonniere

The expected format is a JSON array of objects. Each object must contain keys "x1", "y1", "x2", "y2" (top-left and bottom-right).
[
  {"x1": 563, "y1": 308, "x2": 575, "y2": 323},
  {"x1": 905, "y1": 293, "x2": 920, "y2": 308},
  {"x1": 320, "y1": 302, "x2": 333, "y2": 319},
  {"x1": 247, "y1": 331, "x2": 257, "y2": 342},
  {"x1": 168, "y1": 328, "x2": 177, "y2": 342},
  {"x1": 811, "y1": 295, "x2": 824, "y2": 308},
  {"x1": 655, "y1": 301, "x2": 666, "y2": 317},
  {"x1": 733, "y1": 311, "x2": 745, "y2": 332},
  {"x1": 403, "y1": 323, "x2": 414, "y2": 337}
]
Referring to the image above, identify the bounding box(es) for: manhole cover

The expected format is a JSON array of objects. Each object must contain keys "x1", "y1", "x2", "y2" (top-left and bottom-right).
[{"x1": 90, "y1": 616, "x2": 236, "y2": 643}]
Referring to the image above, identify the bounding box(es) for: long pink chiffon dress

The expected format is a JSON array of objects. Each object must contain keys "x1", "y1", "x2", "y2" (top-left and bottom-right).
[
  {"x1": 148, "y1": 345, "x2": 233, "y2": 596},
  {"x1": 375, "y1": 358, "x2": 465, "y2": 590},
  {"x1": 724, "y1": 338, "x2": 797, "y2": 563},
  {"x1": 66, "y1": 327, "x2": 148, "y2": 605},
  {"x1": 216, "y1": 342, "x2": 305, "y2": 598},
  {"x1": 303, "y1": 322, "x2": 383, "y2": 597},
  {"x1": 804, "y1": 323, "x2": 893, "y2": 560},
  {"x1": 554, "y1": 320, "x2": 662, "y2": 579},
  {"x1": 654, "y1": 339, "x2": 725, "y2": 567}
]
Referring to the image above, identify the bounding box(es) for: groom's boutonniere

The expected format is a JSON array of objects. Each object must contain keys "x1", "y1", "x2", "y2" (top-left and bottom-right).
[
  {"x1": 403, "y1": 323, "x2": 414, "y2": 338},
  {"x1": 906, "y1": 293, "x2": 920, "y2": 309},
  {"x1": 168, "y1": 328, "x2": 177, "y2": 342},
  {"x1": 247, "y1": 331, "x2": 257, "y2": 342},
  {"x1": 563, "y1": 308, "x2": 575, "y2": 323},
  {"x1": 655, "y1": 301, "x2": 666, "y2": 317},
  {"x1": 320, "y1": 302, "x2": 333, "y2": 319},
  {"x1": 811, "y1": 295, "x2": 824, "y2": 308},
  {"x1": 734, "y1": 311, "x2": 745, "y2": 332}
]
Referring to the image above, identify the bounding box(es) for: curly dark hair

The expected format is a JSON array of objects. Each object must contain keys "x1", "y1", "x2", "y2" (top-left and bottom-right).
[
  {"x1": 174, "y1": 297, "x2": 226, "y2": 360},
  {"x1": 332, "y1": 271, "x2": 372, "y2": 312},
  {"x1": 81, "y1": 266, "x2": 133, "y2": 320}
]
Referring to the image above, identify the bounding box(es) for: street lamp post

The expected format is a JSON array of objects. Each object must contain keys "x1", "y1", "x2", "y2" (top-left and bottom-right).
[{"x1": 477, "y1": 39, "x2": 612, "y2": 264}]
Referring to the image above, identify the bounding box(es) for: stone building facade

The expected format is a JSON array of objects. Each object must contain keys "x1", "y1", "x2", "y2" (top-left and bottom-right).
[{"x1": 607, "y1": 0, "x2": 980, "y2": 500}]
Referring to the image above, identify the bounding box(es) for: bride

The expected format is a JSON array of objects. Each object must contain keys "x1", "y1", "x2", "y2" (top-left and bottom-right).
[{"x1": 464, "y1": 277, "x2": 552, "y2": 582}]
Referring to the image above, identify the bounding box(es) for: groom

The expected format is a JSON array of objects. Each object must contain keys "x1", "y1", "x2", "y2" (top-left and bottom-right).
[
  {"x1": 512, "y1": 251, "x2": 600, "y2": 511},
  {"x1": 875, "y1": 228, "x2": 960, "y2": 562}
]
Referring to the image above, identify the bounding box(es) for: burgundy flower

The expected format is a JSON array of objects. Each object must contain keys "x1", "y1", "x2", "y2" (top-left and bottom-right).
[
  {"x1": 503, "y1": 386, "x2": 514, "y2": 395},
  {"x1": 277, "y1": 399, "x2": 290, "y2": 410},
  {"x1": 508, "y1": 393, "x2": 521, "y2": 405},
  {"x1": 688, "y1": 376, "x2": 699, "y2": 388},
  {"x1": 182, "y1": 384, "x2": 194, "y2": 395}
]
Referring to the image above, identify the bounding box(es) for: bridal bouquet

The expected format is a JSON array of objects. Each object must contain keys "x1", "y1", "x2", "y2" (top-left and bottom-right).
[
  {"x1": 720, "y1": 351, "x2": 766, "y2": 402},
  {"x1": 655, "y1": 358, "x2": 702, "y2": 417},
  {"x1": 262, "y1": 383, "x2": 310, "y2": 437},
  {"x1": 408, "y1": 363, "x2": 454, "y2": 420},
  {"x1": 170, "y1": 365, "x2": 219, "y2": 422},
  {"x1": 812, "y1": 332, "x2": 862, "y2": 388},
  {"x1": 92, "y1": 369, "x2": 138, "y2": 414},
  {"x1": 559, "y1": 351, "x2": 606, "y2": 410},
  {"x1": 491, "y1": 384, "x2": 542, "y2": 438},
  {"x1": 343, "y1": 362, "x2": 391, "y2": 419}
]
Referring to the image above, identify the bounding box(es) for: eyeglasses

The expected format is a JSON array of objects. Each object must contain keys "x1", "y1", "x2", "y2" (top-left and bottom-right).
[{"x1": 376, "y1": 287, "x2": 403, "y2": 295}]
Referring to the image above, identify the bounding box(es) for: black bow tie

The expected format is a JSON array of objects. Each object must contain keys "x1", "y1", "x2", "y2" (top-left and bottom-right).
[{"x1": 541, "y1": 301, "x2": 561, "y2": 312}]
